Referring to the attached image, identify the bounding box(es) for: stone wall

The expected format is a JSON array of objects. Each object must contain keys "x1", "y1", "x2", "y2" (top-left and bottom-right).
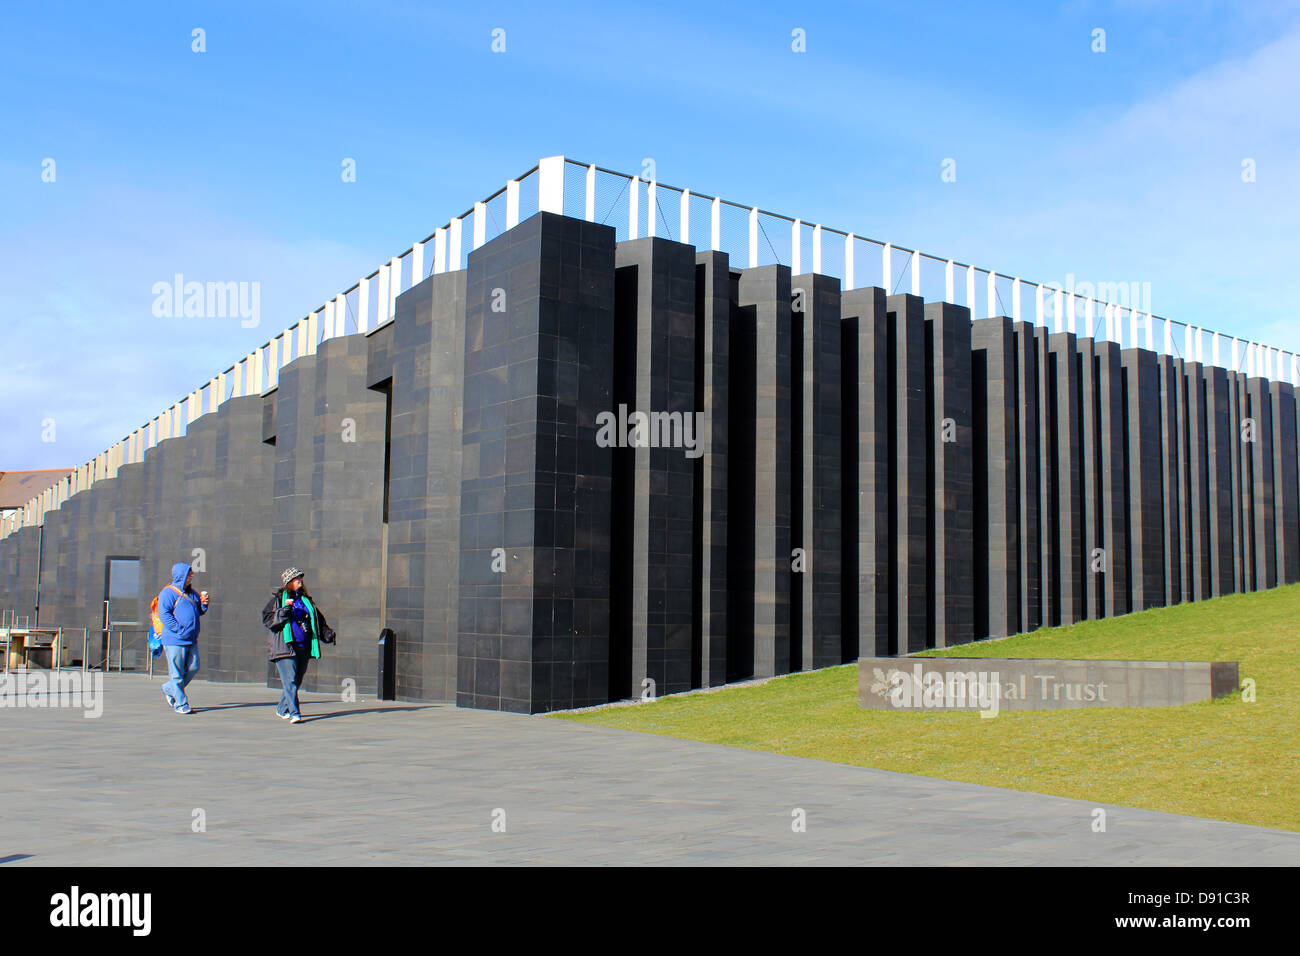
[{"x1": 2, "y1": 209, "x2": 1298, "y2": 713}]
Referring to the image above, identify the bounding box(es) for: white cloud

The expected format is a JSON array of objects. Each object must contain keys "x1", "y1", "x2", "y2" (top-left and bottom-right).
[{"x1": 889, "y1": 24, "x2": 1300, "y2": 347}]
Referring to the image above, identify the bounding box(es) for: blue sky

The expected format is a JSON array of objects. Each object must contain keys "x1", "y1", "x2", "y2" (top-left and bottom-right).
[{"x1": 2, "y1": 0, "x2": 1298, "y2": 469}]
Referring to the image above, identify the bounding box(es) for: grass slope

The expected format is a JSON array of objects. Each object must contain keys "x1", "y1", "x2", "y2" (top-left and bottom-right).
[{"x1": 554, "y1": 584, "x2": 1300, "y2": 831}]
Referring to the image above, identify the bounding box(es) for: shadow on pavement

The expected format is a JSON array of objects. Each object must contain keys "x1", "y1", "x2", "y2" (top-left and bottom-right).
[
  {"x1": 187, "y1": 700, "x2": 441, "y2": 719},
  {"x1": 300, "y1": 706, "x2": 439, "y2": 721}
]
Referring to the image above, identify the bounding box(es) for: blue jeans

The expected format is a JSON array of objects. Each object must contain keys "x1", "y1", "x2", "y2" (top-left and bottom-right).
[
  {"x1": 275, "y1": 646, "x2": 311, "y2": 718},
  {"x1": 162, "y1": 645, "x2": 200, "y2": 711}
]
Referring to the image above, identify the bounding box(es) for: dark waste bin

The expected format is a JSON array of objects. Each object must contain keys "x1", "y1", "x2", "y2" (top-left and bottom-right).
[{"x1": 377, "y1": 628, "x2": 396, "y2": 700}]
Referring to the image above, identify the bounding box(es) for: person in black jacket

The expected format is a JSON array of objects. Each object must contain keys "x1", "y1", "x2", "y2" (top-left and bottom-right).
[{"x1": 262, "y1": 566, "x2": 334, "y2": 723}]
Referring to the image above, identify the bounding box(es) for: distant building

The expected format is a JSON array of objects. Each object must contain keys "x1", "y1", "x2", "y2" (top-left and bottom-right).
[{"x1": 0, "y1": 469, "x2": 71, "y2": 520}]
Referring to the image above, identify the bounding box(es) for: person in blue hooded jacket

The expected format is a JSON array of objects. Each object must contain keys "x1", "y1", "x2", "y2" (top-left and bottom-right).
[{"x1": 157, "y1": 562, "x2": 208, "y2": 714}]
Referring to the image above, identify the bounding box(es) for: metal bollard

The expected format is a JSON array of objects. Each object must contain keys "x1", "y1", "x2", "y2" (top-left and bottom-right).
[{"x1": 377, "y1": 628, "x2": 396, "y2": 701}]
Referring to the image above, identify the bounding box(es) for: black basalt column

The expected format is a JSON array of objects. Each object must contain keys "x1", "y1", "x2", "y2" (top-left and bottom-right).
[
  {"x1": 738, "y1": 265, "x2": 793, "y2": 677},
  {"x1": 271, "y1": 349, "x2": 318, "y2": 652},
  {"x1": 1035, "y1": 328, "x2": 1055, "y2": 625},
  {"x1": 0, "y1": 526, "x2": 42, "y2": 626},
  {"x1": 615, "y1": 237, "x2": 697, "y2": 697},
  {"x1": 694, "y1": 251, "x2": 730, "y2": 686},
  {"x1": 1096, "y1": 342, "x2": 1129, "y2": 616},
  {"x1": 972, "y1": 316, "x2": 1019, "y2": 638},
  {"x1": 1271, "y1": 381, "x2": 1300, "y2": 585},
  {"x1": 84, "y1": 463, "x2": 141, "y2": 665},
  {"x1": 69, "y1": 479, "x2": 102, "y2": 654},
  {"x1": 1079, "y1": 337, "x2": 1102, "y2": 619},
  {"x1": 135, "y1": 442, "x2": 171, "y2": 642},
  {"x1": 1205, "y1": 366, "x2": 1235, "y2": 595},
  {"x1": 842, "y1": 287, "x2": 889, "y2": 656},
  {"x1": 383, "y1": 270, "x2": 466, "y2": 703},
  {"x1": 133, "y1": 443, "x2": 164, "y2": 641},
  {"x1": 889, "y1": 293, "x2": 928, "y2": 653},
  {"x1": 144, "y1": 432, "x2": 192, "y2": 645},
  {"x1": 1013, "y1": 321, "x2": 1042, "y2": 630},
  {"x1": 926, "y1": 301, "x2": 974, "y2": 647},
  {"x1": 793, "y1": 272, "x2": 842, "y2": 668},
  {"x1": 1247, "y1": 377, "x2": 1276, "y2": 590},
  {"x1": 1049, "y1": 331, "x2": 1083, "y2": 624},
  {"x1": 1184, "y1": 361, "x2": 1211, "y2": 601},
  {"x1": 50, "y1": 483, "x2": 81, "y2": 637},
  {"x1": 1230, "y1": 371, "x2": 1249, "y2": 591},
  {"x1": 178, "y1": 415, "x2": 217, "y2": 667},
  {"x1": 272, "y1": 333, "x2": 386, "y2": 696},
  {"x1": 1159, "y1": 355, "x2": 1183, "y2": 605},
  {"x1": 457, "y1": 212, "x2": 616, "y2": 713},
  {"x1": 1123, "y1": 348, "x2": 1165, "y2": 610},
  {"x1": 207, "y1": 393, "x2": 274, "y2": 683}
]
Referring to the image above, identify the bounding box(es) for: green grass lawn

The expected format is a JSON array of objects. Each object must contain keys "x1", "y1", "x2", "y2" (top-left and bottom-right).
[{"x1": 554, "y1": 584, "x2": 1300, "y2": 832}]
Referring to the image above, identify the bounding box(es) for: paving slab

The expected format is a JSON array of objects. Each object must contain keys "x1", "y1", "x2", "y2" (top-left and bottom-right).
[{"x1": 1, "y1": 673, "x2": 1296, "y2": 865}]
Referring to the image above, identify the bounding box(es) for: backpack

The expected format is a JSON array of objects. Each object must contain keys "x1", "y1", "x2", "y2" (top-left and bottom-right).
[{"x1": 148, "y1": 585, "x2": 184, "y2": 656}]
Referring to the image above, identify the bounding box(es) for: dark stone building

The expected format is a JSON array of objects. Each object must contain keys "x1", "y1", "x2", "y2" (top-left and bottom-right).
[{"x1": 3, "y1": 204, "x2": 1298, "y2": 712}]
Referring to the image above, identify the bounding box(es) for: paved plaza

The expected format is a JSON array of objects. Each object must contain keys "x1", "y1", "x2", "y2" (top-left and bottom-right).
[{"x1": 1, "y1": 673, "x2": 1296, "y2": 865}]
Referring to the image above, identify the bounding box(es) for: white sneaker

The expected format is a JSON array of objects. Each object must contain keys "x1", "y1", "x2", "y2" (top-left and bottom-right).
[
  {"x1": 290, "y1": 714, "x2": 303, "y2": 724},
  {"x1": 278, "y1": 710, "x2": 291, "y2": 720}
]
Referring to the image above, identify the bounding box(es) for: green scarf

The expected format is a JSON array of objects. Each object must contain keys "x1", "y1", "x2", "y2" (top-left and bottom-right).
[{"x1": 281, "y1": 590, "x2": 320, "y2": 659}]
